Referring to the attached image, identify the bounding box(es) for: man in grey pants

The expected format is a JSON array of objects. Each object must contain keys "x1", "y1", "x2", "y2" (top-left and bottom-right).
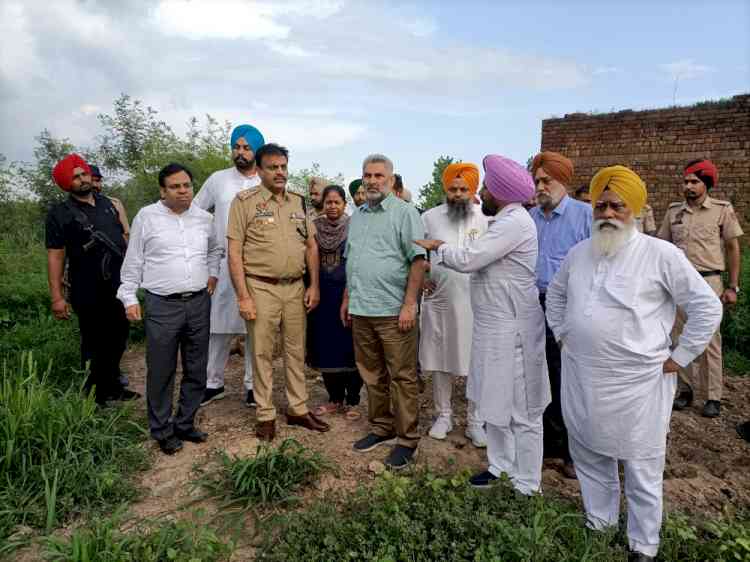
[{"x1": 118, "y1": 163, "x2": 223, "y2": 455}]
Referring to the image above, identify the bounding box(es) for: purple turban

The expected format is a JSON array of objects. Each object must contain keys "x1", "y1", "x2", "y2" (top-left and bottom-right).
[{"x1": 482, "y1": 154, "x2": 535, "y2": 203}]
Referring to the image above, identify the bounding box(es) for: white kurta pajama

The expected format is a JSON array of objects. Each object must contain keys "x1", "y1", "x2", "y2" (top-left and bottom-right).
[
  {"x1": 420, "y1": 203, "x2": 488, "y2": 426},
  {"x1": 436, "y1": 203, "x2": 550, "y2": 495},
  {"x1": 545, "y1": 230, "x2": 722, "y2": 557},
  {"x1": 193, "y1": 167, "x2": 261, "y2": 391}
]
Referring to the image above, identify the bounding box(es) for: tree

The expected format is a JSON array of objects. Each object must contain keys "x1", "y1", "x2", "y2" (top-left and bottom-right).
[
  {"x1": 418, "y1": 155, "x2": 457, "y2": 211},
  {"x1": 17, "y1": 130, "x2": 80, "y2": 207},
  {"x1": 287, "y1": 162, "x2": 346, "y2": 202}
]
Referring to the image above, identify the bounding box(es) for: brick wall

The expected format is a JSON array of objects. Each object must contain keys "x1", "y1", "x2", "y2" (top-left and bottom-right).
[{"x1": 540, "y1": 94, "x2": 750, "y2": 229}]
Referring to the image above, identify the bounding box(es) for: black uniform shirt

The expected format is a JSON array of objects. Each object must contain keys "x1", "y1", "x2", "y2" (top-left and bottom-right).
[{"x1": 45, "y1": 193, "x2": 127, "y2": 308}]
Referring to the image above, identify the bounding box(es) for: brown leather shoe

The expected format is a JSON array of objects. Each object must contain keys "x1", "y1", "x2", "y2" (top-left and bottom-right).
[
  {"x1": 286, "y1": 412, "x2": 330, "y2": 432},
  {"x1": 256, "y1": 420, "x2": 276, "y2": 442}
]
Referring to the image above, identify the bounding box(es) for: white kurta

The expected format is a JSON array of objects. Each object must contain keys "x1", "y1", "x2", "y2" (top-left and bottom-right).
[
  {"x1": 420, "y1": 204, "x2": 488, "y2": 377},
  {"x1": 193, "y1": 167, "x2": 261, "y2": 334},
  {"x1": 545, "y1": 231, "x2": 722, "y2": 459},
  {"x1": 436, "y1": 203, "x2": 551, "y2": 427}
]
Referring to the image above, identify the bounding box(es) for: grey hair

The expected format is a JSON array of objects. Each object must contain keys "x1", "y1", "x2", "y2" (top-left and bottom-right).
[{"x1": 362, "y1": 153, "x2": 394, "y2": 175}]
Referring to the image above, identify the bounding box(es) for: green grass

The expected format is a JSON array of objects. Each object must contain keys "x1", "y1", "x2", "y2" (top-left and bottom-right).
[
  {"x1": 42, "y1": 507, "x2": 233, "y2": 562},
  {"x1": 197, "y1": 439, "x2": 335, "y2": 513},
  {"x1": 0, "y1": 353, "x2": 148, "y2": 554}
]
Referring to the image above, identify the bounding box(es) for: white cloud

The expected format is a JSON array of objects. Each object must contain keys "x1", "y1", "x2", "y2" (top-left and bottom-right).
[
  {"x1": 78, "y1": 104, "x2": 101, "y2": 116},
  {"x1": 268, "y1": 42, "x2": 314, "y2": 58},
  {"x1": 0, "y1": 2, "x2": 38, "y2": 87},
  {"x1": 661, "y1": 59, "x2": 714, "y2": 80},
  {"x1": 593, "y1": 66, "x2": 621, "y2": 75},
  {"x1": 401, "y1": 17, "x2": 437, "y2": 38}
]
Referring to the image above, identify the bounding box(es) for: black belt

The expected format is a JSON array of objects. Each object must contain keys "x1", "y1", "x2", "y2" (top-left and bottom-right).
[
  {"x1": 248, "y1": 274, "x2": 302, "y2": 285},
  {"x1": 151, "y1": 288, "x2": 207, "y2": 300},
  {"x1": 699, "y1": 270, "x2": 723, "y2": 278}
]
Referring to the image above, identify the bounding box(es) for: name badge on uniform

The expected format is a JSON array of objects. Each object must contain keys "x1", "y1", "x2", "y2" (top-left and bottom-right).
[
  {"x1": 255, "y1": 202, "x2": 274, "y2": 220},
  {"x1": 467, "y1": 228, "x2": 480, "y2": 242},
  {"x1": 290, "y1": 212, "x2": 306, "y2": 223}
]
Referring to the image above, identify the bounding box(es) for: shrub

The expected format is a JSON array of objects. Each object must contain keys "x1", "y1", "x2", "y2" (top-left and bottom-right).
[
  {"x1": 42, "y1": 508, "x2": 233, "y2": 562},
  {"x1": 722, "y1": 247, "x2": 750, "y2": 375},
  {"x1": 0, "y1": 353, "x2": 148, "y2": 552}
]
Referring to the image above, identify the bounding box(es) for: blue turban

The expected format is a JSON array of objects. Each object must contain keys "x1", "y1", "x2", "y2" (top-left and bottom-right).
[{"x1": 230, "y1": 124, "x2": 264, "y2": 153}]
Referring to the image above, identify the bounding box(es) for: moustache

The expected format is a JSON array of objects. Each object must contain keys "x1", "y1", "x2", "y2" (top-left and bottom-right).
[{"x1": 595, "y1": 219, "x2": 623, "y2": 230}]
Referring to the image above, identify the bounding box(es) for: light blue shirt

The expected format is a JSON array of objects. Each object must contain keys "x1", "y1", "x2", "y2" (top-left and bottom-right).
[
  {"x1": 530, "y1": 195, "x2": 592, "y2": 292},
  {"x1": 345, "y1": 193, "x2": 426, "y2": 316}
]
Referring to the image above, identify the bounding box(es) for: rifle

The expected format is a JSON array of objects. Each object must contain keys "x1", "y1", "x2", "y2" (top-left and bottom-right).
[{"x1": 65, "y1": 199, "x2": 125, "y2": 281}]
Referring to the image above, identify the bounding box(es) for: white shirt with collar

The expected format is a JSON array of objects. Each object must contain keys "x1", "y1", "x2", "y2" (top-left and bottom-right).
[{"x1": 117, "y1": 201, "x2": 223, "y2": 307}]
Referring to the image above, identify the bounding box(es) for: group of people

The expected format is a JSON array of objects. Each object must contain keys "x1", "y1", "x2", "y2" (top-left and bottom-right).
[{"x1": 46, "y1": 121, "x2": 745, "y2": 561}]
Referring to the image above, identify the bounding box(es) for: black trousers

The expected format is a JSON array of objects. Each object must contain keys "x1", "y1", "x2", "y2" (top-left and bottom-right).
[
  {"x1": 322, "y1": 370, "x2": 363, "y2": 406},
  {"x1": 75, "y1": 295, "x2": 129, "y2": 402},
  {"x1": 144, "y1": 290, "x2": 209, "y2": 441},
  {"x1": 539, "y1": 293, "x2": 571, "y2": 463}
]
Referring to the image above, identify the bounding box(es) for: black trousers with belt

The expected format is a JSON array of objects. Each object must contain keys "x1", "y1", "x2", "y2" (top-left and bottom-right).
[
  {"x1": 75, "y1": 295, "x2": 129, "y2": 403},
  {"x1": 539, "y1": 292, "x2": 571, "y2": 463},
  {"x1": 144, "y1": 290, "x2": 210, "y2": 441}
]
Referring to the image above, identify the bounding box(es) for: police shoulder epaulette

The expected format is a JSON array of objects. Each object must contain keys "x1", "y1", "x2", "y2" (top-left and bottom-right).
[
  {"x1": 668, "y1": 202, "x2": 683, "y2": 208},
  {"x1": 712, "y1": 199, "x2": 731, "y2": 206},
  {"x1": 236, "y1": 187, "x2": 259, "y2": 201}
]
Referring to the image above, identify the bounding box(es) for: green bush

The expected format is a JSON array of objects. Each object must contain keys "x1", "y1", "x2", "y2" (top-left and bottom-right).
[
  {"x1": 661, "y1": 512, "x2": 750, "y2": 562},
  {"x1": 0, "y1": 353, "x2": 148, "y2": 552},
  {"x1": 722, "y1": 247, "x2": 750, "y2": 374},
  {"x1": 197, "y1": 439, "x2": 334, "y2": 512},
  {"x1": 42, "y1": 508, "x2": 232, "y2": 562}
]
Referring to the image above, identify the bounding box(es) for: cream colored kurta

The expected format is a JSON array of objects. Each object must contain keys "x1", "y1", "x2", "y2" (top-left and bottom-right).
[
  {"x1": 193, "y1": 167, "x2": 261, "y2": 334},
  {"x1": 435, "y1": 203, "x2": 551, "y2": 427},
  {"x1": 544, "y1": 231, "x2": 723, "y2": 459},
  {"x1": 420, "y1": 203, "x2": 488, "y2": 377}
]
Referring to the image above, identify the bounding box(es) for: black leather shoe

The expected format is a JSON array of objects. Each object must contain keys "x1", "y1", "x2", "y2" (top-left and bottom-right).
[
  {"x1": 736, "y1": 421, "x2": 750, "y2": 443},
  {"x1": 702, "y1": 400, "x2": 720, "y2": 418},
  {"x1": 175, "y1": 428, "x2": 208, "y2": 443},
  {"x1": 158, "y1": 436, "x2": 183, "y2": 455},
  {"x1": 673, "y1": 388, "x2": 693, "y2": 410}
]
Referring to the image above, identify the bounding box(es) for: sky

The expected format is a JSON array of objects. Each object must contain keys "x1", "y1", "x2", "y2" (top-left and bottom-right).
[{"x1": 1, "y1": 0, "x2": 748, "y2": 196}]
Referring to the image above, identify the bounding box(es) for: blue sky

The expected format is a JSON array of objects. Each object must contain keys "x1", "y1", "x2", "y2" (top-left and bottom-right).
[{"x1": 1, "y1": 0, "x2": 747, "y2": 199}]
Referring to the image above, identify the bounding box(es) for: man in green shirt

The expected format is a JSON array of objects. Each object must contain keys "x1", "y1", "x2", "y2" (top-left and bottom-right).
[{"x1": 341, "y1": 153, "x2": 426, "y2": 470}]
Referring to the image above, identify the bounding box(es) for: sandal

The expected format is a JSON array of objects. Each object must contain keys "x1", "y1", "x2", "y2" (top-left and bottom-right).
[
  {"x1": 313, "y1": 403, "x2": 341, "y2": 416},
  {"x1": 343, "y1": 407, "x2": 362, "y2": 421}
]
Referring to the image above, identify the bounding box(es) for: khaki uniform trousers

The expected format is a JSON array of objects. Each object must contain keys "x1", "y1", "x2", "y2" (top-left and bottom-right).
[
  {"x1": 352, "y1": 316, "x2": 420, "y2": 448},
  {"x1": 672, "y1": 275, "x2": 723, "y2": 401},
  {"x1": 246, "y1": 277, "x2": 308, "y2": 422}
]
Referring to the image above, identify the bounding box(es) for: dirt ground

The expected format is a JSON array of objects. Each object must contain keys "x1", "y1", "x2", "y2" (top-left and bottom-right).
[{"x1": 15, "y1": 345, "x2": 750, "y2": 561}]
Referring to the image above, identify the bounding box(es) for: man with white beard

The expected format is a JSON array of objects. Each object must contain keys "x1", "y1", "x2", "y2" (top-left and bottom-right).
[
  {"x1": 416, "y1": 154, "x2": 550, "y2": 495},
  {"x1": 194, "y1": 124, "x2": 265, "y2": 408},
  {"x1": 545, "y1": 165, "x2": 722, "y2": 562},
  {"x1": 420, "y1": 163, "x2": 489, "y2": 446}
]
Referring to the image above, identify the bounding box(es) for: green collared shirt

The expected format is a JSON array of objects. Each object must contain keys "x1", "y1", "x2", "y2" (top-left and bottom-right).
[{"x1": 345, "y1": 193, "x2": 426, "y2": 316}]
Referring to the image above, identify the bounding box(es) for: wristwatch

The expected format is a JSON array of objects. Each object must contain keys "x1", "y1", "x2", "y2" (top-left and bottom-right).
[{"x1": 728, "y1": 286, "x2": 741, "y2": 294}]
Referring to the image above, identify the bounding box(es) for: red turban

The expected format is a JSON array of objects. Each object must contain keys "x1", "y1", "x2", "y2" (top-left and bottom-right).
[
  {"x1": 531, "y1": 151, "x2": 574, "y2": 186},
  {"x1": 52, "y1": 154, "x2": 91, "y2": 192},
  {"x1": 442, "y1": 162, "x2": 480, "y2": 195},
  {"x1": 685, "y1": 160, "x2": 718, "y2": 189}
]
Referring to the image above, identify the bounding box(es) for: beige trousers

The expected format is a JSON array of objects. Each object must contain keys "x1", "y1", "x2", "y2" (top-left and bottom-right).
[
  {"x1": 246, "y1": 278, "x2": 308, "y2": 422},
  {"x1": 673, "y1": 275, "x2": 723, "y2": 401}
]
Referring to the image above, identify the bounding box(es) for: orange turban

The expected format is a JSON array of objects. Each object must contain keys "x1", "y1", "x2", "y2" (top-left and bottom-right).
[
  {"x1": 52, "y1": 154, "x2": 90, "y2": 192},
  {"x1": 531, "y1": 151, "x2": 574, "y2": 186},
  {"x1": 441, "y1": 162, "x2": 479, "y2": 195}
]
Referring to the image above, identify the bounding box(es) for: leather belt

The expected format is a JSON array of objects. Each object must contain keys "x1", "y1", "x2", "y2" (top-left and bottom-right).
[
  {"x1": 153, "y1": 288, "x2": 207, "y2": 300},
  {"x1": 699, "y1": 270, "x2": 723, "y2": 278},
  {"x1": 248, "y1": 274, "x2": 302, "y2": 285}
]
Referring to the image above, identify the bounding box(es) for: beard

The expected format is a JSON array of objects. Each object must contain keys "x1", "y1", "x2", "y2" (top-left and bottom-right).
[
  {"x1": 591, "y1": 219, "x2": 635, "y2": 257},
  {"x1": 537, "y1": 191, "x2": 562, "y2": 211},
  {"x1": 72, "y1": 182, "x2": 93, "y2": 197},
  {"x1": 481, "y1": 199, "x2": 498, "y2": 217},
  {"x1": 234, "y1": 155, "x2": 254, "y2": 170},
  {"x1": 366, "y1": 189, "x2": 385, "y2": 206},
  {"x1": 446, "y1": 197, "x2": 471, "y2": 221}
]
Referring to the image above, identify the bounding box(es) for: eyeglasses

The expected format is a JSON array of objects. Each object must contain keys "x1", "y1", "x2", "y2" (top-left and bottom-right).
[{"x1": 594, "y1": 201, "x2": 628, "y2": 213}]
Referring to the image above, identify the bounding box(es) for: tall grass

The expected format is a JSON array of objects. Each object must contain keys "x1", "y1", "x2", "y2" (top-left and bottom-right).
[{"x1": 0, "y1": 353, "x2": 148, "y2": 552}]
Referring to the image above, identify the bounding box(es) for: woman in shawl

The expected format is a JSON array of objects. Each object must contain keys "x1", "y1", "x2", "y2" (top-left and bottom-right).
[{"x1": 308, "y1": 185, "x2": 363, "y2": 420}]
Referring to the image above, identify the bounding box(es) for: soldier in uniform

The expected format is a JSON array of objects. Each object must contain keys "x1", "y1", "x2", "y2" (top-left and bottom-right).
[
  {"x1": 658, "y1": 159, "x2": 743, "y2": 418},
  {"x1": 227, "y1": 143, "x2": 330, "y2": 441},
  {"x1": 635, "y1": 204, "x2": 656, "y2": 236}
]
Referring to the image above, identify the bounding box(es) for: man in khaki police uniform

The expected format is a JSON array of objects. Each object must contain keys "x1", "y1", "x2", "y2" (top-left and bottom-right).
[
  {"x1": 635, "y1": 203, "x2": 656, "y2": 236},
  {"x1": 658, "y1": 159, "x2": 743, "y2": 418},
  {"x1": 227, "y1": 143, "x2": 329, "y2": 440}
]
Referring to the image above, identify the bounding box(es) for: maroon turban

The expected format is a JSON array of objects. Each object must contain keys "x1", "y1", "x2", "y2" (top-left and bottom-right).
[
  {"x1": 685, "y1": 160, "x2": 718, "y2": 190},
  {"x1": 483, "y1": 155, "x2": 535, "y2": 204},
  {"x1": 52, "y1": 154, "x2": 90, "y2": 192}
]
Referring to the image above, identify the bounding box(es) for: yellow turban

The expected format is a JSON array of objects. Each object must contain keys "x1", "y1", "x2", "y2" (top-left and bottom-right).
[
  {"x1": 442, "y1": 162, "x2": 479, "y2": 195},
  {"x1": 589, "y1": 165, "x2": 647, "y2": 215}
]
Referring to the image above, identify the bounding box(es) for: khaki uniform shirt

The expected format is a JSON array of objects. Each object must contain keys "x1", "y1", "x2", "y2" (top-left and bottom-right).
[
  {"x1": 634, "y1": 204, "x2": 656, "y2": 234},
  {"x1": 657, "y1": 196, "x2": 744, "y2": 272},
  {"x1": 227, "y1": 185, "x2": 315, "y2": 279}
]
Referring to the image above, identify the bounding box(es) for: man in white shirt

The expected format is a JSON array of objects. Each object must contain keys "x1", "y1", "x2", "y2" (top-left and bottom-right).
[
  {"x1": 118, "y1": 163, "x2": 223, "y2": 455},
  {"x1": 416, "y1": 154, "x2": 550, "y2": 495},
  {"x1": 420, "y1": 162, "x2": 489, "y2": 447},
  {"x1": 544, "y1": 165, "x2": 722, "y2": 561},
  {"x1": 193, "y1": 124, "x2": 264, "y2": 408}
]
